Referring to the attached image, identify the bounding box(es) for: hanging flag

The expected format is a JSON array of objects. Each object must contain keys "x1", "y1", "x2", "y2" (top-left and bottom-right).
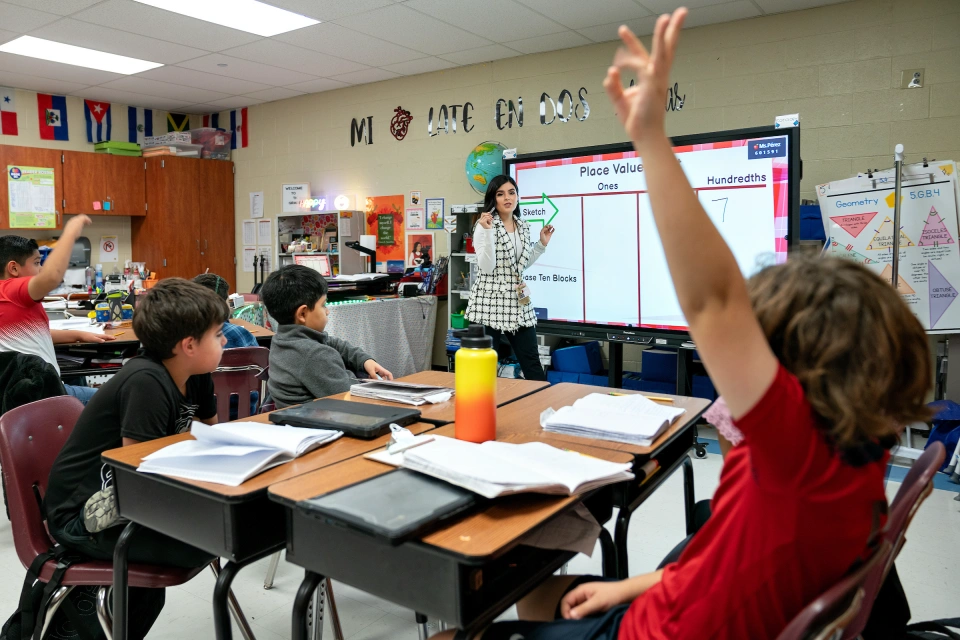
[
  {"x1": 127, "y1": 106, "x2": 153, "y2": 145},
  {"x1": 37, "y1": 93, "x2": 69, "y2": 141},
  {"x1": 229, "y1": 107, "x2": 248, "y2": 149},
  {"x1": 167, "y1": 112, "x2": 189, "y2": 132},
  {"x1": 202, "y1": 112, "x2": 220, "y2": 129},
  {"x1": 0, "y1": 87, "x2": 17, "y2": 136},
  {"x1": 83, "y1": 100, "x2": 111, "y2": 143}
]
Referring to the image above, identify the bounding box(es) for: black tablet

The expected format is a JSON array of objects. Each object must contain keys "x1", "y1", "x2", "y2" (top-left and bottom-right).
[
  {"x1": 297, "y1": 469, "x2": 479, "y2": 544},
  {"x1": 269, "y1": 398, "x2": 420, "y2": 439}
]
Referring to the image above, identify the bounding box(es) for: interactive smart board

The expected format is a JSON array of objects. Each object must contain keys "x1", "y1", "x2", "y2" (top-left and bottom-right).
[{"x1": 505, "y1": 126, "x2": 800, "y2": 338}]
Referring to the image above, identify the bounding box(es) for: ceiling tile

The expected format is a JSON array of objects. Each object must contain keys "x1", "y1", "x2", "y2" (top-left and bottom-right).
[
  {"x1": 70, "y1": 0, "x2": 261, "y2": 51},
  {"x1": 0, "y1": 52, "x2": 123, "y2": 85},
  {"x1": 136, "y1": 66, "x2": 271, "y2": 95},
  {"x1": 221, "y1": 40, "x2": 369, "y2": 77},
  {"x1": 404, "y1": 0, "x2": 567, "y2": 42},
  {"x1": 0, "y1": 29, "x2": 17, "y2": 45},
  {"x1": 0, "y1": 69, "x2": 90, "y2": 94},
  {"x1": 334, "y1": 4, "x2": 493, "y2": 56},
  {"x1": 178, "y1": 104, "x2": 219, "y2": 114},
  {"x1": 681, "y1": 0, "x2": 762, "y2": 28},
  {"x1": 502, "y1": 30, "x2": 592, "y2": 55},
  {"x1": 71, "y1": 86, "x2": 194, "y2": 111},
  {"x1": 0, "y1": 2, "x2": 60, "y2": 31},
  {"x1": 243, "y1": 87, "x2": 305, "y2": 102},
  {"x1": 438, "y1": 44, "x2": 523, "y2": 66},
  {"x1": 640, "y1": 0, "x2": 741, "y2": 10},
  {"x1": 381, "y1": 56, "x2": 457, "y2": 76},
  {"x1": 275, "y1": 23, "x2": 425, "y2": 67},
  {"x1": 284, "y1": 77, "x2": 350, "y2": 93},
  {"x1": 3, "y1": 0, "x2": 102, "y2": 14},
  {"x1": 328, "y1": 68, "x2": 400, "y2": 86},
  {"x1": 202, "y1": 96, "x2": 265, "y2": 109},
  {"x1": 753, "y1": 0, "x2": 849, "y2": 12},
  {"x1": 516, "y1": 0, "x2": 652, "y2": 30},
  {"x1": 176, "y1": 54, "x2": 319, "y2": 87},
  {"x1": 28, "y1": 18, "x2": 208, "y2": 65},
  {"x1": 577, "y1": 15, "x2": 659, "y2": 42},
  {"x1": 98, "y1": 77, "x2": 230, "y2": 103},
  {"x1": 260, "y1": 0, "x2": 400, "y2": 21}
]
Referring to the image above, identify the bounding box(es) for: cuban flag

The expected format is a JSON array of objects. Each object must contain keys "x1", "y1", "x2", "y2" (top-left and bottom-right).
[
  {"x1": 37, "y1": 93, "x2": 68, "y2": 141},
  {"x1": 229, "y1": 107, "x2": 248, "y2": 149},
  {"x1": 202, "y1": 112, "x2": 220, "y2": 129},
  {"x1": 84, "y1": 100, "x2": 111, "y2": 143},
  {"x1": 0, "y1": 87, "x2": 17, "y2": 135},
  {"x1": 128, "y1": 106, "x2": 153, "y2": 145}
]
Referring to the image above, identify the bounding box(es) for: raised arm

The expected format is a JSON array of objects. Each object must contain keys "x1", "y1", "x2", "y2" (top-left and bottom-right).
[
  {"x1": 603, "y1": 10, "x2": 777, "y2": 418},
  {"x1": 27, "y1": 215, "x2": 91, "y2": 301}
]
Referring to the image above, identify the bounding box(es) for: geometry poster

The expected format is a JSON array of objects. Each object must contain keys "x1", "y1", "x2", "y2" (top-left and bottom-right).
[
  {"x1": 918, "y1": 207, "x2": 955, "y2": 247},
  {"x1": 929, "y1": 260, "x2": 958, "y2": 328}
]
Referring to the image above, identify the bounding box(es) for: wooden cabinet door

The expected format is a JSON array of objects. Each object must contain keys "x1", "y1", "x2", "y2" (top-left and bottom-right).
[
  {"x1": 104, "y1": 155, "x2": 145, "y2": 216},
  {"x1": 198, "y1": 160, "x2": 236, "y2": 292},
  {"x1": 62, "y1": 151, "x2": 104, "y2": 216},
  {"x1": 0, "y1": 145, "x2": 64, "y2": 230},
  {"x1": 135, "y1": 156, "x2": 200, "y2": 280}
]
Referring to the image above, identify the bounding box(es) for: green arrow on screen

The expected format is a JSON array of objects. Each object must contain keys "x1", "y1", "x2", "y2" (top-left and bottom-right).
[{"x1": 519, "y1": 193, "x2": 559, "y2": 226}]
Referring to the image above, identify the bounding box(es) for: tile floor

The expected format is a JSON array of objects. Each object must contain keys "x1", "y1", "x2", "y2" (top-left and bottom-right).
[{"x1": 2, "y1": 437, "x2": 958, "y2": 639}]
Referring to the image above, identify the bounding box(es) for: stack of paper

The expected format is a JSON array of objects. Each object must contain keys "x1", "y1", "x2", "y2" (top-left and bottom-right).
[
  {"x1": 49, "y1": 317, "x2": 102, "y2": 332},
  {"x1": 138, "y1": 421, "x2": 342, "y2": 486},
  {"x1": 350, "y1": 380, "x2": 453, "y2": 406},
  {"x1": 400, "y1": 436, "x2": 633, "y2": 499},
  {"x1": 541, "y1": 393, "x2": 686, "y2": 447}
]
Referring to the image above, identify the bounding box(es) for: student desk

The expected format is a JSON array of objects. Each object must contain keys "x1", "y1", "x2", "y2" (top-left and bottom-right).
[
  {"x1": 494, "y1": 384, "x2": 712, "y2": 579},
  {"x1": 329, "y1": 370, "x2": 550, "y2": 425},
  {"x1": 102, "y1": 415, "x2": 436, "y2": 640},
  {"x1": 268, "y1": 424, "x2": 634, "y2": 640}
]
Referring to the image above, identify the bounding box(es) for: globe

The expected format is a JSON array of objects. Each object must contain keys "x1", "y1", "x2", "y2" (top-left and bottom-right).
[{"x1": 465, "y1": 141, "x2": 507, "y2": 195}]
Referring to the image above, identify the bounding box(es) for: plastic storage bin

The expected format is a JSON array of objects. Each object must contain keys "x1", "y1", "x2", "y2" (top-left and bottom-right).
[
  {"x1": 552, "y1": 341, "x2": 603, "y2": 374},
  {"x1": 450, "y1": 312, "x2": 468, "y2": 329},
  {"x1": 546, "y1": 370, "x2": 580, "y2": 384},
  {"x1": 190, "y1": 128, "x2": 231, "y2": 160}
]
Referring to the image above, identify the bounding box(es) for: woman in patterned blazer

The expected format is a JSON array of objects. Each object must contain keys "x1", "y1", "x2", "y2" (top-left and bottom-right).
[{"x1": 464, "y1": 175, "x2": 555, "y2": 381}]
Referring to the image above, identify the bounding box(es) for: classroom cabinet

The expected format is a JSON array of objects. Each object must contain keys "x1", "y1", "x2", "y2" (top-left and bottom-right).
[
  {"x1": 132, "y1": 156, "x2": 236, "y2": 292},
  {"x1": 62, "y1": 151, "x2": 146, "y2": 217},
  {"x1": 0, "y1": 145, "x2": 64, "y2": 231}
]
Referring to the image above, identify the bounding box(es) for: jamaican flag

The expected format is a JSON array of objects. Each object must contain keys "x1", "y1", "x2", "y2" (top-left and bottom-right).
[{"x1": 167, "y1": 112, "x2": 189, "y2": 132}]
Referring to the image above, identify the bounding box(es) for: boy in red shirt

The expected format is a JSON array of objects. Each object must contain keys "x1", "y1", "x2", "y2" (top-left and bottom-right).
[
  {"x1": 434, "y1": 8, "x2": 931, "y2": 640},
  {"x1": 0, "y1": 215, "x2": 115, "y2": 404}
]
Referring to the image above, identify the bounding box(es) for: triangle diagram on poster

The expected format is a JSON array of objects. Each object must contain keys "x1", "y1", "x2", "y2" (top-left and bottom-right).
[
  {"x1": 879, "y1": 264, "x2": 916, "y2": 295},
  {"x1": 867, "y1": 216, "x2": 915, "y2": 250},
  {"x1": 827, "y1": 240, "x2": 876, "y2": 264},
  {"x1": 940, "y1": 164, "x2": 954, "y2": 177},
  {"x1": 829, "y1": 212, "x2": 878, "y2": 238},
  {"x1": 928, "y1": 260, "x2": 958, "y2": 328},
  {"x1": 917, "y1": 206, "x2": 955, "y2": 247}
]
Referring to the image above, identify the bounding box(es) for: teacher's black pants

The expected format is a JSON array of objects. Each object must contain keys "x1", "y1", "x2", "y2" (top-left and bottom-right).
[{"x1": 484, "y1": 324, "x2": 547, "y2": 381}]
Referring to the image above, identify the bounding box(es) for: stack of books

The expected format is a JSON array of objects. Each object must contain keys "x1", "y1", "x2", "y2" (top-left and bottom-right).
[
  {"x1": 541, "y1": 393, "x2": 686, "y2": 447},
  {"x1": 349, "y1": 380, "x2": 453, "y2": 406},
  {"x1": 94, "y1": 141, "x2": 142, "y2": 156}
]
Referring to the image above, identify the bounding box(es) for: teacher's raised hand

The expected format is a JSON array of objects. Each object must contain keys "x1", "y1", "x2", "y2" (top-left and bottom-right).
[
  {"x1": 540, "y1": 224, "x2": 556, "y2": 246},
  {"x1": 478, "y1": 211, "x2": 494, "y2": 229}
]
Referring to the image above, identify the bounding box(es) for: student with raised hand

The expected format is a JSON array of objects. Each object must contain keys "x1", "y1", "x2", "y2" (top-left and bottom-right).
[{"x1": 433, "y1": 8, "x2": 931, "y2": 640}]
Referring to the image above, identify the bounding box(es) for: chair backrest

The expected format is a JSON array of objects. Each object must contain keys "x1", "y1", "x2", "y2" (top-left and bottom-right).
[
  {"x1": 0, "y1": 396, "x2": 85, "y2": 570},
  {"x1": 211, "y1": 347, "x2": 270, "y2": 422},
  {"x1": 776, "y1": 540, "x2": 892, "y2": 640}
]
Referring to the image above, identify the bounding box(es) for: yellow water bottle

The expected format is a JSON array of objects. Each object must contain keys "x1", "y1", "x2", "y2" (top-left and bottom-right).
[{"x1": 454, "y1": 324, "x2": 497, "y2": 443}]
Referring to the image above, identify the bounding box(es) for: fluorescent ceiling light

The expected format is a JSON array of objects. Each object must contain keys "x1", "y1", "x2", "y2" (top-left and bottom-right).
[
  {"x1": 133, "y1": 0, "x2": 319, "y2": 37},
  {"x1": 0, "y1": 36, "x2": 163, "y2": 75}
]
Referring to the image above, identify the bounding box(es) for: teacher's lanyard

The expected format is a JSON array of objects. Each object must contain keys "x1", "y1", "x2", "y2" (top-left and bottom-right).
[{"x1": 505, "y1": 221, "x2": 531, "y2": 305}]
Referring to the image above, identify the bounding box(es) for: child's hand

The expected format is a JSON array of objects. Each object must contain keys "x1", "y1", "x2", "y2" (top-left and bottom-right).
[
  {"x1": 63, "y1": 214, "x2": 92, "y2": 239},
  {"x1": 364, "y1": 360, "x2": 394, "y2": 380},
  {"x1": 603, "y1": 9, "x2": 687, "y2": 144},
  {"x1": 560, "y1": 581, "x2": 634, "y2": 620}
]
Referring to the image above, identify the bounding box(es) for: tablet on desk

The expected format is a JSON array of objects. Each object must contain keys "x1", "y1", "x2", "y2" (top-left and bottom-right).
[
  {"x1": 297, "y1": 469, "x2": 479, "y2": 544},
  {"x1": 268, "y1": 398, "x2": 420, "y2": 439}
]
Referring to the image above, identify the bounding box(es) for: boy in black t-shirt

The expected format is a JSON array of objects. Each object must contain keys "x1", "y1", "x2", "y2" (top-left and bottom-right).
[{"x1": 44, "y1": 279, "x2": 228, "y2": 636}]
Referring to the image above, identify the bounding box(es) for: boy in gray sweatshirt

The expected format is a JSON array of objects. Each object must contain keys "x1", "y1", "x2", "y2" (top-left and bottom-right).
[{"x1": 261, "y1": 265, "x2": 393, "y2": 408}]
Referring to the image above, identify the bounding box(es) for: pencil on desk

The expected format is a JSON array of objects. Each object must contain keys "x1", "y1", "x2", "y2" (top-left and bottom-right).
[
  {"x1": 114, "y1": 331, "x2": 126, "y2": 337},
  {"x1": 645, "y1": 396, "x2": 674, "y2": 403}
]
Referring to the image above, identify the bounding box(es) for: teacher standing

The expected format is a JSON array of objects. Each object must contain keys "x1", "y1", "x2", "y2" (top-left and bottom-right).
[{"x1": 465, "y1": 175, "x2": 555, "y2": 381}]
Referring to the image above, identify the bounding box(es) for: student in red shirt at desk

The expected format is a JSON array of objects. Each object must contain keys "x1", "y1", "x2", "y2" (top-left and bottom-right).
[{"x1": 435, "y1": 8, "x2": 932, "y2": 640}]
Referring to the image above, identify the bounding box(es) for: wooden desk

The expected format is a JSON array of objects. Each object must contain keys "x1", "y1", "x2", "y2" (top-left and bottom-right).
[
  {"x1": 328, "y1": 371, "x2": 550, "y2": 425},
  {"x1": 493, "y1": 384, "x2": 712, "y2": 578},
  {"x1": 103, "y1": 418, "x2": 436, "y2": 640},
  {"x1": 230, "y1": 319, "x2": 274, "y2": 346},
  {"x1": 269, "y1": 425, "x2": 632, "y2": 637}
]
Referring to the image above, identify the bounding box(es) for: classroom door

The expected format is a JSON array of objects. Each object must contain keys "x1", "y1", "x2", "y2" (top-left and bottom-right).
[
  {"x1": 136, "y1": 156, "x2": 200, "y2": 280},
  {"x1": 198, "y1": 160, "x2": 236, "y2": 292},
  {"x1": 62, "y1": 151, "x2": 105, "y2": 216},
  {"x1": 0, "y1": 145, "x2": 64, "y2": 231},
  {"x1": 104, "y1": 155, "x2": 145, "y2": 216}
]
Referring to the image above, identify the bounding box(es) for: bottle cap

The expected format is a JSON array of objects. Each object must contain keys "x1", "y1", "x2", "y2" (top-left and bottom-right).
[{"x1": 454, "y1": 324, "x2": 492, "y2": 349}]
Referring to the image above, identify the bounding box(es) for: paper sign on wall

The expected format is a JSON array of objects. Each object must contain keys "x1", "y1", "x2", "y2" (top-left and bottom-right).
[
  {"x1": 257, "y1": 219, "x2": 272, "y2": 245},
  {"x1": 406, "y1": 208, "x2": 424, "y2": 230},
  {"x1": 7, "y1": 165, "x2": 56, "y2": 229},
  {"x1": 242, "y1": 219, "x2": 256, "y2": 245},
  {"x1": 378, "y1": 214, "x2": 395, "y2": 246},
  {"x1": 100, "y1": 235, "x2": 118, "y2": 263},
  {"x1": 282, "y1": 183, "x2": 310, "y2": 213},
  {"x1": 249, "y1": 191, "x2": 264, "y2": 219},
  {"x1": 242, "y1": 247, "x2": 256, "y2": 272},
  {"x1": 425, "y1": 198, "x2": 444, "y2": 230}
]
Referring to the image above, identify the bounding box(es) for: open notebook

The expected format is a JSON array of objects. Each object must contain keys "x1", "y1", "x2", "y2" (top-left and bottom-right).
[
  {"x1": 541, "y1": 393, "x2": 686, "y2": 447},
  {"x1": 395, "y1": 436, "x2": 634, "y2": 499},
  {"x1": 137, "y1": 421, "x2": 342, "y2": 486},
  {"x1": 350, "y1": 380, "x2": 453, "y2": 406}
]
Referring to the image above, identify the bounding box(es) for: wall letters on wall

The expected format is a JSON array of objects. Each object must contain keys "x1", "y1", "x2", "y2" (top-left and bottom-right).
[{"x1": 351, "y1": 116, "x2": 373, "y2": 146}]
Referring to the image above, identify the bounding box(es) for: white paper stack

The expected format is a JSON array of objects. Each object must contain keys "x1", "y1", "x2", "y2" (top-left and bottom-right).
[
  {"x1": 400, "y1": 436, "x2": 633, "y2": 499},
  {"x1": 350, "y1": 380, "x2": 453, "y2": 406},
  {"x1": 541, "y1": 393, "x2": 686, "y2": 447},
  {"x1": 138, "y1": 421, "x2": 342, "y2": 486}
]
